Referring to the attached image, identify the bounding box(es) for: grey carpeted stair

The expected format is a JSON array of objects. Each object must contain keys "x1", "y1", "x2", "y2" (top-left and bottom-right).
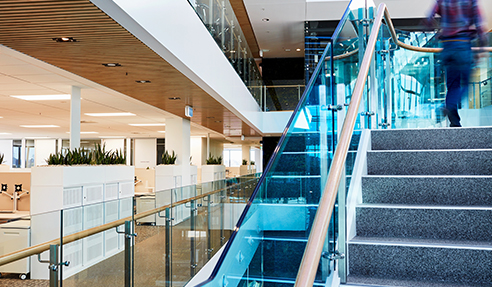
[{"x1": 348, "y1": 127, "x2": 492, "y2": 286}]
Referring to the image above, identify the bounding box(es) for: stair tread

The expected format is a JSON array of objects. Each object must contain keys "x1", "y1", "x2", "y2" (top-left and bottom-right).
[
  {"x1": 347, "y1": 274, "x2": 492, "y2": 287},
  {"x1": 349, "y1": 236, "x2": 492, "y2": 249}
]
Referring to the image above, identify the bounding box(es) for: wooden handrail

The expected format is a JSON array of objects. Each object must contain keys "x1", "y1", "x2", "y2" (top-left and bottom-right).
[
  {"x1": 295, "y1": 3, "x2": 492, "y2": 287},
  {"x1": 0, "y1": 178, "x2": 258, "y2": 268}
]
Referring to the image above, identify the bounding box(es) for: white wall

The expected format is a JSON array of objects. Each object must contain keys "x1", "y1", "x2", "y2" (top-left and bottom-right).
[
  {"x1": 134, "y1": 138, "x2": 156, "y2": 169},
  {"x1": 34, "y1": 139, "x2": 56, "y2": 166},
  {"x1": 191, "y1": 137, "x2": 203, "y2": 167},
  {"x1": 102, "y1": 138, "x2": 125, "y2": 153},
  {"x1": 0, "y1": 140, "x2": 13, "y2": 167}
]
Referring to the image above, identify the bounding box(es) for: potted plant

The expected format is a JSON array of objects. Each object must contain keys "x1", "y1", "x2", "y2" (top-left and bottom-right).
[
  {"x1": 161, "y1": 150, "x2": 177, "y2": 165},
  {"x1": 202, "y1": 153, "x2": 225, "y2": 183},
  {"x1": 31, "y1": 143, "x2": 134, "y2": 279}
]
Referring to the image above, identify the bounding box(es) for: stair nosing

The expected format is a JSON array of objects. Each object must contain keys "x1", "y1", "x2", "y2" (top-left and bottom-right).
[
  {"x1": 349, "y1": 238, "x2": 492, "y2": 250},
  {"x1": 363, "y1": 174, "x2": 492, "y2": 178},
  {"x1": 368, "y1": 149, "x2": 492, "y2": 152},
  {"x1": 356, "y1": 203, "x2": 492, "y2": 210}
]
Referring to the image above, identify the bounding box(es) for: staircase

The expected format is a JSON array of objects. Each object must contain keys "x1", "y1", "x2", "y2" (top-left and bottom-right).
[{"x1": 347, "y1": 127, "x2": 492, "y2": 287}]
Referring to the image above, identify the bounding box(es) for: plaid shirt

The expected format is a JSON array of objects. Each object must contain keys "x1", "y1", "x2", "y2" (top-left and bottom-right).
[{"x1": 428, "y1": 0, "x2": 486, "y2": 44}]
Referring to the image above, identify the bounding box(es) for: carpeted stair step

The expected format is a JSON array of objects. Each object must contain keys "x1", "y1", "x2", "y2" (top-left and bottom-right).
[
  {"x1": 367, "y1": 149, "x2": 492, "y2": 175},
  {"x1": 361, "y1": 175, "x2": 492, "y2": 206},
  {"x1": 355, "y1": 204, "x2": 492, "y2": 241},
  {"x1": 371, "y1": 127, "x2": 492, "y2": 151},
  {"x1": 348, "y1": 237, "x2": 492, "y2": 285}
]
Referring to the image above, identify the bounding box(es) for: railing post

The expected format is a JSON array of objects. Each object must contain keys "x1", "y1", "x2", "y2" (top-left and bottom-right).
[
  {"x1": 49, "y1": 245, "x2": 59, "y2": 287},
  {"x1": 207, "y1": 195, "x2": 212, "y2": 260},
  {"x1": 190, "y1": 199, "x2": 196, "y2": 276},
  {"x1": 165, "y1": 208, "x2": 171, "y2": 287},
  {"x1": 124, "y1": 220, "x2": 135, "y2": 287}
]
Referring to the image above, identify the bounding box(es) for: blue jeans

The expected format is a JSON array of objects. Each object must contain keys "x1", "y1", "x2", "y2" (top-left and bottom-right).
[{"x1": 441, "y1": 39, "x2": 472, "y2": 127}]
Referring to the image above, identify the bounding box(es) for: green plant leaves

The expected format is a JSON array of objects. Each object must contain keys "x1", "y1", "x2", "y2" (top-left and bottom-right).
[
  {"x1": 206, "y1": 153, "x2": 222, "y2": 165},
  {"x1": 46, "y1": 144, "x2": 126, "y2": 166},
  {"x1": 162, "y1": 150, "x2": 177, "y2": 165}
]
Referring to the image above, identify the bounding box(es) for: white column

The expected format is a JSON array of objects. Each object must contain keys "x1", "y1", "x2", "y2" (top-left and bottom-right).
[
  {"x1": 242, "y1": 144, "x2": 250, "y2": 163},
  {"x1": 21, "y1": 138, "x2": 26, "y2": 168},
  {"x1": 166, "y1": 118, "x2": 191, "y2": 166},
  {"x1": 126, "y1": 138, "x2": 131, "y2": 166},
  {"x1": 206, "y1": 133, "x2": 210, "y2": 159},
  {"x1": 70, "y1": 86, "x2": 81, "y2": 150},
  {"x1": 57, "y1": 138, "x2": 62, "y2": 153}
]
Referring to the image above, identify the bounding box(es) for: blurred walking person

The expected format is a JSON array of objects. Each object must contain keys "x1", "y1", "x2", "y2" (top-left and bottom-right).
[{"x1": 427, "y1": 0, "x2": 487, "y2": 127}]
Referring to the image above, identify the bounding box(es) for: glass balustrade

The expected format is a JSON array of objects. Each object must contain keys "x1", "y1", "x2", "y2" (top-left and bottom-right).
[
  {"x1": 0, "y1": 175, "x2": 259, "y2": 286},
  {"x1": 187, "y1": 0, "x2": 262, "y2": 104}
]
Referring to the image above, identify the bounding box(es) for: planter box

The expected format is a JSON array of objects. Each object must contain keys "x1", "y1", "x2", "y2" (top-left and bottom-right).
[
  {"x1": 201, "y1": 165, "x2": 226, "y2": 183},
  {"x1": 29, "y1": 165, "x2": 134, "y2": 280},
  {"x1": 155, "y1": 165, "x2": 197, "y2": 226}
]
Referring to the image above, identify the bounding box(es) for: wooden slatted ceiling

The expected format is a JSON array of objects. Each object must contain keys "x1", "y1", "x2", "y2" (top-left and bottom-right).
[{"x1": 0, "y1": 0, "x2": 260, "y2": 137}]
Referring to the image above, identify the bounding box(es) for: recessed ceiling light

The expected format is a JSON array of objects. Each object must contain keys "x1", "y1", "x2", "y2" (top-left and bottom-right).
[
  {"x1": 136, "y1": 80, "x2": 151, "y2": 84},
  {"x1": 0, "y1": 133, "x2": 12, "y2": 135},
  {"x1": 296, "y1": 48, "x2": 301, "y2": 52},
  {"x1": 285, "y1": 49, "x2": 291, "y2": 52},
  {"x1": 52, "y1": 37, "x2": 77, "y2": 42},
  {"x1": 262, "y1": 18, "x2": 269, "y2": 22},
  {"x1": 169, "y1": 97, "x2": 181, "y2": 100},
  {"x1": 158, "y1": 131, "x2": 166, "y2": 133},
  {"x1": 20, "y1": 125, "x2": 59, "y2": 128},
  {"x1": 11, "y1": 94, "x2": 71, "y2": 101},
  {"x1": 85, "y1": 112, "x2": 136, "y2": 117},
  {"x1": 0, "y1": 116, "x2": 3, "y2": 118},
  {"x1": 128, "y1": 123, "x2": 166, "y2": 127},
  {"x1": 98, "y1": 136, "x2": 125, "y2": 139},
  {"x1": 102, "y1": 63, "x2": 121, "y2": 67}
]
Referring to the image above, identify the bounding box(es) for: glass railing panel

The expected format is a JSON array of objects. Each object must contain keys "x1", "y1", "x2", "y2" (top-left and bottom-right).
[
  {"x1": 171, "y1": 200, "x2": 193, "y2": 286},
  {"x1": 261, "y1": 84, "x2": 305, "y2": 112},
  {"x1": 60, "y1": 196, "x2": 133, "y2": 286},
  {"x1": 197, "y1": 4, "x2": 353, "y2": 287},
  {"x1": 188, "y1": 0, "x2": 263, "y2": 104},
  {"x1": 0, "y1": 215, "x2": 32, "y2": 282}
]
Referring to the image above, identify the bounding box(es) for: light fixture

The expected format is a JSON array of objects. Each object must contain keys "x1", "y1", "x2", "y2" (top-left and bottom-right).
[
  {"x1": 262, "y1": 18, "x2": 269, "y2": 22},
  {"x1": 102, "y1": 63, "x2": 121, "y2": 67},
  {"x1": 0, "y1": 133, "x2": 12, "y2": 135},
  {"x1": 128, "y1": 123, "x2": 166, "y2": 127},
  {"x1": 85, "y1": 112, "x2": 136, "y2": 117},
  {"x1": 296, "y1": 48, "x2": 301, "y2": 52},
  {"x1": 158, "y1": 131, "x2": 166, "y2": 133},
  {"x1": 136, "y1": 80, "x2": 151, "y2": 84},
  {"x1": 285, "y1": 49, "x2": 291, "y2": 52},
  {"x1": 20, "y1": 125, "x2": 60, "y2": 128},
  {"x1": 0, "y1": 116, "x2": 3, "y2": 118},
  {"x1": 66, "y1": 131, "x2": 99, "y2": 134},
  {"x1": 168, "y1": 97, "x2": 181, "y2": 100},
  {"x1": 11, "y1": 94, "x2": 71, "y2": 101},
  {"x1": 98, "y1": 136, "x2": 125, "y2": 139},
  {"x1": 52, "y1": 37, "x2": 77, "y2": 42}
]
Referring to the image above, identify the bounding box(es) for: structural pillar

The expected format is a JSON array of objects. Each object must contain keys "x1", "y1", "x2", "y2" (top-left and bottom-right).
[
  {"x1": 70, "y1": 86, "x2": 81, "y2": 150},
  {"x1": 165, "y1": 118, "x2": 191, "y2": 166},
  {"x1": 241, "y1": 144, "x2": 250, "y2": 164}
]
